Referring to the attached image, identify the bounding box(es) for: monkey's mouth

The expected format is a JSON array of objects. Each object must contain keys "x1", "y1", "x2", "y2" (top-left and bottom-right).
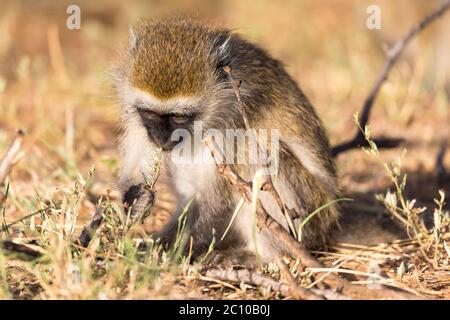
[
  {"x1": 161, "y1": 145, "x2": 175, "y2": 151},
  {"x1": 159, "y1": 138, "x2": 182, "y2": 151}
]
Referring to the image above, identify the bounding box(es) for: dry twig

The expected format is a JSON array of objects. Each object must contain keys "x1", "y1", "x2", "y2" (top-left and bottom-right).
[
  {"x1": 223, "y1": 66, "x2": 299, "y2": 236},
  {"x1": 0, "y1": 239, "x2": 45, "y2": 258},
  {"x1": 276, "y1": 256, "x2": 324, "y2": 300},
  {"x1": 203, "y1": 266, "x2": 350, "y2": 300},
  {"x1": 0, "y1": 129, "x2": 25, "y2": 208},
  {"x1": 332, "y1": 0, "x2": 450, "y2": 156},
  {"x1": 204, "y1": 268, "x2": 290, "y2": 295}
]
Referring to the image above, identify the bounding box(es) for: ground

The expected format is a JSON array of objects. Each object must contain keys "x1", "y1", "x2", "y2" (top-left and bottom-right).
[{"x1": 0, "y1": 0, "x2": 449, "y2": 299}]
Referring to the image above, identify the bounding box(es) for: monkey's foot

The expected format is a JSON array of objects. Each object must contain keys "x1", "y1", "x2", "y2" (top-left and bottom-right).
[{"x1": 203, "y1": 249, "x2": 258, "y2": 268}]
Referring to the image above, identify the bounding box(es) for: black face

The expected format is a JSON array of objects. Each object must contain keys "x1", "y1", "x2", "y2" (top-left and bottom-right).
[{"x1": 136, "y1": 106, "x2": 196, "y2": 151}]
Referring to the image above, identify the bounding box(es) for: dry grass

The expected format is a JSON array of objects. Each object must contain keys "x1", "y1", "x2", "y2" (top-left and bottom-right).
[{"x1": 0, "y1": 0, "x2": 449, "y2": 299}]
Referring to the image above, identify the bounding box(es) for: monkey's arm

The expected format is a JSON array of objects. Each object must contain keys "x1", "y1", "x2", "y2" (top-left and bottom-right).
[{"x1": 118, "y1": 118, "x2": 159, "y2": 220}]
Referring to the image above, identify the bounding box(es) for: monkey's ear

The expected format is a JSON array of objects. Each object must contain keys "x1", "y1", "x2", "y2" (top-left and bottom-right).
[
  {"x1": 128, "y1": 25, "x2": 140, "y2": 53},
  {"x1": 213, "y1": 34, "x2": 232, "y2": 70}
]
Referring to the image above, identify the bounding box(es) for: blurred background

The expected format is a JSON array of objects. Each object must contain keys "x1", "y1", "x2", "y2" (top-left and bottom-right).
[{"x1": 0, "y1": 0, "x2": 449, "y2": 233}]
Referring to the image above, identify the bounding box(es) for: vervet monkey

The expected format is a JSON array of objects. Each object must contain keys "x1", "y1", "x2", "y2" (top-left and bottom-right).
[{"x1": 113, "y1": 16, "x2": 340, "y2": 264}]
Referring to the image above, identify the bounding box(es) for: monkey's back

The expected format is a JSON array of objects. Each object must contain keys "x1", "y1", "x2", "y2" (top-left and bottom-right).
[{"x1": 224, "y1": 33, "x2": 341, "y2": 251}]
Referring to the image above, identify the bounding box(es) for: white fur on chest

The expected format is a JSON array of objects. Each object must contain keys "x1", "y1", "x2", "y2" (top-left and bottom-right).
[{"x1": 167, "y1": 150, "x2": 218, "y2": 200}]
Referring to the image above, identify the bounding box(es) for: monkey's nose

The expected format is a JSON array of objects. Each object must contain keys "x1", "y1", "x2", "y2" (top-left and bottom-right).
[
  {"x1": 150, "y1": 129, "x2": 182, "y2": 151},
  {"x1": 151, "y1": 131, "x2": 171, "y2": 148}
]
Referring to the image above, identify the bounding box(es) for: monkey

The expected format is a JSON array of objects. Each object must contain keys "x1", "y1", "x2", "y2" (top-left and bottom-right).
[{"x1": 113, "y1": 16, "x2": 340, "y2": 265}]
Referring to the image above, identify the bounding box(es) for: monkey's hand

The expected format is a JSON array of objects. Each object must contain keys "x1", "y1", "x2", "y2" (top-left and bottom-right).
[{"x1": 122, "y1": 184, "x2": 155, "y2": 224}]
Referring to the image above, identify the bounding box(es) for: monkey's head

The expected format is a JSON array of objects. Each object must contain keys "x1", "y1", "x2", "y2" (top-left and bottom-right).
[{"x1": 115, "y1": 17, "x2": 235, "y2": 151}]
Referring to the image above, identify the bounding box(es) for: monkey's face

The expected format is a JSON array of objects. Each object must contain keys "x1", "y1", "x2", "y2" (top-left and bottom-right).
[
  {"x1": 136, "y1": 101, "x2": 197, "y2": 151},
  {"x1": 115, "y1": 18, "x2": 235, "y2": 151}
]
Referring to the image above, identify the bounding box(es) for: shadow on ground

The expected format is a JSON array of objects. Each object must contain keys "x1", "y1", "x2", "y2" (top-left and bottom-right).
[{"x1": 337, "y1": 167, "x2": 449, "y2": 245}]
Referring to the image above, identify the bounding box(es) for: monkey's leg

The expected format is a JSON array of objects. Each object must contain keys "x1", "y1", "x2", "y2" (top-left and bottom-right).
[
  {"x1": 152, "y1": 200, "x2": 201, "y2": 253},
  {"x1": 155, "y1": 195, "x2": 243, "y2": 261},
  {"x1": 152, "y1": 210, "x2": 183, "y2": 248}
]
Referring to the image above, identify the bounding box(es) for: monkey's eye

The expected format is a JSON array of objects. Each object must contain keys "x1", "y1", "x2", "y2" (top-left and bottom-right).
[
  {"x1": 169, "y1": 115, "x2": 191, "y2": 125},
  {"x1": 137, "y1": 108, "x2": 160, "y2": 121}
]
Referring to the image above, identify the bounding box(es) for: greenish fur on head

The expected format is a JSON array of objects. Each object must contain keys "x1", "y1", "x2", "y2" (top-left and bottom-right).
[{"x1": 130, "y1": 17, "x2": 229, "y2": 100}]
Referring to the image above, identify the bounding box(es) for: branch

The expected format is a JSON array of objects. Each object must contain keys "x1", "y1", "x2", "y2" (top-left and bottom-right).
[
  {"x1": 203, "y1": 263, "x2": 352, "y2": 300},
  {"x1": 332, "y1": 137, "x2": 403, "y2": 157},
  {"x1": 0, "y1": 129, "x2": 25, "y2": 207},
  {"x1": 223, "y1": 66, "x2": 299, "y2": 237},
  {"x1": 0, "y1": 129, "x2": 24, "y2": 184},
  {"x1": 0, "y1": 239, "x2": 45, "y2": 258},
  {"x1": 332, "y1": 0, "x2": 450, "y2": 156},
  {"x1": 276, "y1": 256, "x2": 325, "y2": 300},
  {"x1": 204, "y1": 268, "x2": 290, "y2": 295}
]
